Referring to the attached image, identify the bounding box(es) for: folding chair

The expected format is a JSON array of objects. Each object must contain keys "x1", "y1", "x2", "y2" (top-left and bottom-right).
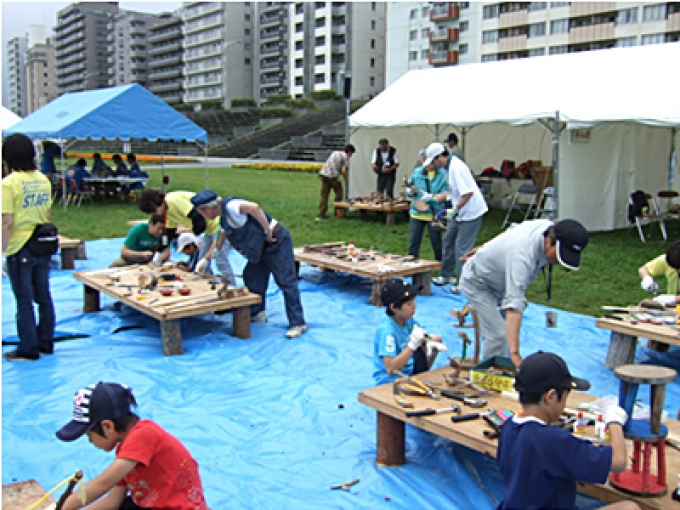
[
  {"x1": 657, "y1": 190, "x2": 679, "y2": 218},
  {"x1": 533, "y1": 186, "x2": 556, "y2": 220},
  {"x1": 502, "y1": 183, "x2": 538, "y2": 228},
  {"x1": 67, "y1": 178, "x2": 94, "y2": 207},
  {"x1": 628, "y1": 191, "x2": 667, "y2": 242}
]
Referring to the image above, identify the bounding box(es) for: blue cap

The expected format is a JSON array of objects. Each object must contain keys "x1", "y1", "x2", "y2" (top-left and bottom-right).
[{"x1": 190, "y1": 189, "x2": 218, "y2": 207}]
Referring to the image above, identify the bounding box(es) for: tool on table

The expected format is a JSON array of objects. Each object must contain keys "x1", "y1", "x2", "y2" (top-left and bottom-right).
[
  {"x1": 441, "y1": 390, "x2": 487, "y2": 408},
  {"x1": 406, "y1": 405, "x2": 460, "y2": 418},
  {"x1": 392, "y1": 381, "x2": 414, "y2": 408},
  {"x1": 451, "y1": 408, "x2": 495, "y2": 423},
  {"x1": 395, "y1": 371, "x2": 440, "y2": 400}
]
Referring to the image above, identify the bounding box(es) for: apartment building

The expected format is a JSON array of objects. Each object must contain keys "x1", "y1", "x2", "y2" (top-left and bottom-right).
[
  {"x1": 55, "y1": 2, "x2": 119, "y2": 94},
  {"x1": 182, "y1": 2, "x2": 254, "y2": 109},
  {"x1": 25, "y1": 25, "x2": 58, "y2": 114},
  {"x1": 147, "y1": 13, "x2": 185, "y2": 105},
  {"x1": 255, "y1": 3, "x2": 288, "y2": 101},
  {"x1": 6, "y1": 36, "x2": 28, "y2": 117}
]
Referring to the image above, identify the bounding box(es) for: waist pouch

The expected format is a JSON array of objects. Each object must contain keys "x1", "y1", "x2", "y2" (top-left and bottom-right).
[{"x1": 26, "y1": 223, "x2": 59, "y2": 256}]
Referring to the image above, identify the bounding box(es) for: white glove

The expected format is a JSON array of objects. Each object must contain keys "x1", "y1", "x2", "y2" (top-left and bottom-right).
[
  {"x1": 45, "y1": 504, "x2": 56, "y2": 510},
  {"x1": 195, "y1": 258, "x2": 210, "y2": 273},
  {"x1": 426, "y1": 341, "x2": 448, "y2": 357},
  {"x1": 405, "y1": 187, "x2": 414, "y2": 197},
  {"x1": 421, "y1": 192, "x2": 433, "y2": 201},
  {"x1": 151, "y1": 252, "x2": 163, "y2": 266},
  {"x1": 407, "y1": 325, "x2": 428, "y2": 351},
  {"x1": 641, "y1": 275, "x2": 657, "y2": 291},
  {"x1": 653, "y1": 294, "x2": 676, "y2": 307},
  {"x1": 604, "y1": 404, "x2": 628, "y2": 427}
]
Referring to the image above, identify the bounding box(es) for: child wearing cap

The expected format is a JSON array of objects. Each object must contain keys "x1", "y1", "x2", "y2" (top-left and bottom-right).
[
  {"x1": 56, "y1": 382, "x2": 208, "y2": 510},
  {"x1": 639, "y1": 240, "x2": 680, "y2": 307},
  {"x1": 373, "y1": 277, "x2": 447, "y2": 385},
  {"x1": 497, "y1": 352, "x2": 638, "y2": 510},
  {"x1": 176, "y1": 232, "x2": 201, "y2": 272}
]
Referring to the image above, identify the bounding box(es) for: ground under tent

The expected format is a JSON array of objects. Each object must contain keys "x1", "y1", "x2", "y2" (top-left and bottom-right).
[{"x1": 3, "y1": 239, "x2": 680, "y2": 508}]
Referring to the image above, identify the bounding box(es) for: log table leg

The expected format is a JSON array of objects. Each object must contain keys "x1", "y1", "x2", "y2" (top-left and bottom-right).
[
  {"x1": 605, "y1": 332, "x2": 637, "y2": 370},
  {"x1": 376, "y1": 411, "x2": 405, "y2": 466},
  {"x1": 160, "y1": 319, "x2": 184, "y2": 356},
  {"x1": 413, "y1": 271, "x2": 432, "y2": 296},
  {"x1": 386, "y1": 212, "x2": 395, "y2": 226},
  {"x1": 335, "y1": 207, "x2": 345, "y2": 219},
  {"x1": 232, "y1": 306, "x2": 252, "y2": 339},
  {"x1": 370, "y1": 280, "x2": 383, "y2": 306},
  {"x1": 61, "y1": 248, "x2": 77, "y2": 270},
  {"x1": 83, "y1": 285, "x2": 100, "y2": 313}
]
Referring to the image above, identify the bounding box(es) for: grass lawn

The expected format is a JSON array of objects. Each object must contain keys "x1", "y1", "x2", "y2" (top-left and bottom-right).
[{"x1": 51, "y1": 165, "x2": 677, "y2": 317}]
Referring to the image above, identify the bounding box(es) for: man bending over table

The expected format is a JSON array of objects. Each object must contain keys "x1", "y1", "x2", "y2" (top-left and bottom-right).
[{"x1": 110, "y1": 214, "x2": 170, "y2": 267}]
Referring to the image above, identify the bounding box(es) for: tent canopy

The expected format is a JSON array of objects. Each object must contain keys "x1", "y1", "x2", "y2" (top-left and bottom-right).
[
  {"x1": 0, "y1": 106, "x2": 21, "y2": 131},
  {"x1": 4, "y1": 83, "x2": 207, "y2": 143}
]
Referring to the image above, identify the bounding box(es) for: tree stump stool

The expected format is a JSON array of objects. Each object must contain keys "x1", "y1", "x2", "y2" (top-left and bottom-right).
[{"x1": 610, "y1": 364, "x2": 677, "y2": 496}]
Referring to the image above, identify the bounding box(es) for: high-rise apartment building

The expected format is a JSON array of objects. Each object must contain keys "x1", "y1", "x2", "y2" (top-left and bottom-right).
[
  {"x1": 255, "y1": 3, "x2": 288, "y2": 101},
  {"x1": 182, "y1": 2, "x2": 254, "y2": 109},
  {"x1": 6, "y1": 36, "x2": 28, "y2": 117},
  {"x1": 55, "y1": 2, "x2": 119, "y2": 94},
  {"x1": 147, "y1": 13, "x2": 185, "y2": 105},
  {"x1": 109, "y1": 10, "x2": 164, "y2": 87},
  {"x1": 25, "y1": 25, "x2": 58, "y2": 114}
]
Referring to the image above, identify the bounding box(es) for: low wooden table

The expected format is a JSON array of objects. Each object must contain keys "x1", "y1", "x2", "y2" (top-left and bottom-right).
[
  {"x1": 73, "y1": 265, "x2": 261, "y2": 355},
  {"x1": 596, "y1": 316, "x2": 680, "y2": 369},
  {"x1": 2, "y1": 479, "x2": 54, "y2": 510},
  {"x1": 358, "y1": 366, "x2": 680, "y2": 510},
  {"x1": 294, "y1": 243, "x2": 441, "y2": 306},
  {"x1": 332, "y1": 200, "x2": 410, "y2": 226},
  {"x1": 58, "y1": 236, "x2": 86, "y2": 270}
]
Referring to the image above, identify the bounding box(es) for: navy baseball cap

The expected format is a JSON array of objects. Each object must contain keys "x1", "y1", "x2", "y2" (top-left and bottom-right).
[
  {"x1": 380, "y1": 278, "x2": 422, "y2": 307},
  {"x1": 56, "y1": 382, "x2": 137, "y2": 442},
  {"x1": 514, "y1": 351, "x2": 590, "y2": 394},
  {"x1": 553, "y1": 219, "x2": 588, "y2": 271},
  {"x1": 190, "y1": 189, "x2": 218, "y2": 208}
]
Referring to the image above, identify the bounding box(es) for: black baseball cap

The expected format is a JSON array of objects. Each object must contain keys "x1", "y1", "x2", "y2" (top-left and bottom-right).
[
  {"x1": 553, "y1": 219, "x2": 588, "y2": 271},
  {"x1": 56, "y1": 382, "x2": 137, "y2": 441},
  {"x1": 190, "y1": 189, "x2": 218, "y2": 208},
  {"x1": 514, "y1": 351, "x2": 590, "y2": 394},
  {"x1": 380, "y1": 278, "x2": 422, "y2": 307}
]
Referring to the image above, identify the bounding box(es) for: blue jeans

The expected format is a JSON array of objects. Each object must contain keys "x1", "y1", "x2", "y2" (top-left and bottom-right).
[
  {"x1": 6, "y1": 245, "x2": 55, "y2": 356},
  {"x1": 199, "y1": 233, "x2": 236, "y2": 284},
  {"x1": 440, "y1": 216, "x2": 484, "y2": 279},
  {"x1": 408, "y1": 217, "x2": 442, "y2": 260},
  {"x1": 243, "y1": 225, "x2": 305, "y2": 327}
]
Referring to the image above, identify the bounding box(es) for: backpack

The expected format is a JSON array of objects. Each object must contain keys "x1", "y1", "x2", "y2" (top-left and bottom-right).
[
  {"x1": 500, "y1": 160, "x2": 517, "y2": 178},
  {"x1": 628, "y1": 190, "x2": 649, "y2": 223}
]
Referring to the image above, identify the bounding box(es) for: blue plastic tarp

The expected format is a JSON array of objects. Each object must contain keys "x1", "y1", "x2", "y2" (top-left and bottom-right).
[
  {"x1": 3, "y1": 239, "x2": 680, "y2": 509},
  {"x1": 3, "y1": 84, "x2": 207, "y2": 143}
]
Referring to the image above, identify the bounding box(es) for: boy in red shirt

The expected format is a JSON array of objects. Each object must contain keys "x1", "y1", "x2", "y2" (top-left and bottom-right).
[{"x1": 56, "y1": 382, "x2": 208, "y2": 510}]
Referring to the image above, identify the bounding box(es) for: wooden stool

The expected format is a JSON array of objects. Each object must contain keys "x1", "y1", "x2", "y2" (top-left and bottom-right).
[{"x1": 610, "y1": 364, "x2": 677, "y2": 496}]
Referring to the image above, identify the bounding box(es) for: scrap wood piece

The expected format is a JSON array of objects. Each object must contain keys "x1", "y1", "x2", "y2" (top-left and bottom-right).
[{"x1": 330, "y1": 478, "x2": 360, "y2": 491}]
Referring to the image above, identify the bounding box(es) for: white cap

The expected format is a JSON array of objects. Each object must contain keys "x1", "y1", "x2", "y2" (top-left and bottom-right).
[
  {"x1": 177, "y1": 233, "x2": 199, "y2": 252},
  {"x1": 423, "y1": 142, "x2": 447, "y2": 166}
]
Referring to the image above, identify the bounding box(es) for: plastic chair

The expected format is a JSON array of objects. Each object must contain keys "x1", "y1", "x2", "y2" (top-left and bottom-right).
[
  {"x1": 502, "y1": 183, "x2": 538, "y2": 228},
  {"x1": 67, "y1": 178, "x2": 94, "y2": 207},
  {"x1": 533, "y1": 186, "x2": 556, "y2": 220},
  {"x1": 628, "y1": 191, "x2": 667, "y2": 242},
  {"x1": 657, "y1": 190, "x2": 679, "y2": 218}
]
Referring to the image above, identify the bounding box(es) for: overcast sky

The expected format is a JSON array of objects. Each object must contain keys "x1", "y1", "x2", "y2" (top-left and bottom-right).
[{"x1": 1, "y1": 1, "x2": 182, "y2": 106}]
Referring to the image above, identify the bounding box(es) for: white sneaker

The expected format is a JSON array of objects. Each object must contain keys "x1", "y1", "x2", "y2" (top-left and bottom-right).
[
  {"x1": 285, "y1": 325, "x2": 308, "y2": 338},
  {"x1": 450, "y1": 285, "x2": 460, "y2": 295},
  {"x1": 426, "y1": 341, "x2": 448, "y2": 357},
  {"x1": 251, "y1": 311, "x2": 267, "y2": 323},
  {"x1": 433, "y1": 276, "x2": 456, "y2": 286}
]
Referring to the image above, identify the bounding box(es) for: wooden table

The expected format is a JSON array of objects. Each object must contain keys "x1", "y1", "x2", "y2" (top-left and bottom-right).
[
  {"x1": 83, "y1": 177, "x2": 148, "y2": 201},
  {"x1": 332, "y1": 200, "x2": 410, "y2": 226},
  {"x1": 294, "y1": 243, "x2": 441, "y2": 306},
  {"x1": 596, "y1": 317, "x2": 680, "y2": 369},
  {"x1": 73, "y1": 265, "x2": 261, "y2": 355},
  {"x1": 358, "y1": 366, "x2": 680, "y2": 510},
  {"x1": 58, "y1": 235, "x2": 86, "y2": 270},
  {"x1": 2, "y1": 479, "x2": 54, "y2": 510}
]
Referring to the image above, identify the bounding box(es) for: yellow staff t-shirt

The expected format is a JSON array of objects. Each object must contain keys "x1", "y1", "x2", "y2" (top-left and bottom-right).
[
  {"x1": 2, "y1": 171, "x2": 52, "y2": 256},
  {"x1": 164, "y1": 191, "x2": 220, "y2": 235}
]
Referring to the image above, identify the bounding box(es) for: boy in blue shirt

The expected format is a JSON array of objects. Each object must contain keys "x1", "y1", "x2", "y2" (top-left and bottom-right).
[
  {"x1": 497, "y1": 351, "x2": 638, "y2": 510},
  {"x1": 373, "y1": 278, "x2": 446, "y2": 386}
]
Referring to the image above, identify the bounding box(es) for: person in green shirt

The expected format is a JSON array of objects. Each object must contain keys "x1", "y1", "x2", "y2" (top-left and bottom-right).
[
  {"x1": 110, "y1": 215, "x2": 170, "y2": 267},
  {"x1": 639, "y1": 240, "x2": 680, "y2": 306}
]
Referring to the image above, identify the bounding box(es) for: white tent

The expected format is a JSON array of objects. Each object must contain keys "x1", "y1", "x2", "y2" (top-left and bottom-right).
[
  {"x1": 349, "y1": 43, "x2": 680, "y2": 231},
  {"x1": 0, "y1": 106, "x2": 21, "y2": 131}
]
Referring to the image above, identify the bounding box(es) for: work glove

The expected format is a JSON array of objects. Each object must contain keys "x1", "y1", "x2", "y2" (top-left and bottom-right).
[
  {"x1": 426, "y1": 341, "x2": 448, "y2": 357},
  {"x1": 420, "y1": 192, "x2": 433, "y2": 201},
  {"x1": 641, "y1": 275, "x2": 658, "y2": 292},
  {"x1": 653, "y1": 294, "x2": 676, "y2": 307},
  {"x1": 151, "y1": 252, "x2": 163, "y2": 266},
  {"x1": 603, "y1": 404, "x2": 628, "y2": 427},
  {"x1": 195, "y1": 258, "x2": 210, "y2": 273},
  {"x1": 407, "y1": 325, "x2": 428, "y2": 351},
  {"x1": 436, "y1": 207, "x2": 458, "y2": 221}
]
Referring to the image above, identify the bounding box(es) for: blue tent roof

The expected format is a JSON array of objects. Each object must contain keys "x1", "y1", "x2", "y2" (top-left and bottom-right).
[{"x1": 4, "y1": 84, "x2": 207, "y2": 143}]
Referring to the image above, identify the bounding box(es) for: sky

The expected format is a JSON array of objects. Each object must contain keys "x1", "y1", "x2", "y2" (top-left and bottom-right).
[{"x1": 1, "y1": 1, "x2": 182, "y2": 106}]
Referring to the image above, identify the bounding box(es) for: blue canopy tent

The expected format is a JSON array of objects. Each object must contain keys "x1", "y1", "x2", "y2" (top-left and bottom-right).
[{"x1": 4, "y1": 84, "x2": 208, "y2": 207}]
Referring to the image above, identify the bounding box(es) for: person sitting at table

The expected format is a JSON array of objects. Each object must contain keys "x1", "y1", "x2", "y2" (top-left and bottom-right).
[
  {"x1": 176, "y1": 233, "x2": 200, "y2": 272},
  {"x1": 91, "y1": 152, "x2": 112, "y2": 178},
  {"x1": 112, "y1": 154, "x2": 129, "y2": 177},
  {"x1": 69, "y1": 158, "x2": 91, "y2": 191},
  {"x1": 109, "y1": 214, "x2": 170, "y2": 267},
  {"x1": 639, "y1": 240, "x2": 680, "y2": 307},
  {"x1": 40, "y1": 141, "x2": 62, "y2": 178}
]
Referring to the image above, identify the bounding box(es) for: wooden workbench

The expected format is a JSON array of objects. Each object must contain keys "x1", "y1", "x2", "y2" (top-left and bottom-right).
[
  {"x1": 332, "y1": 200, "x2": 410, "y2": 226},
  {"x1": 73, "y1": 265, "x2": 261, "y2": 355},
  {"x1": 294, "y1": 243, "x2": 441, "y2": 306},
  {"x1": 358, "y1": 366, "x2": 680, "y2": 510},
  {"x1": 597, "y1": 316, "x2": 680, "y2": 369},
  {"x1": 2, "y1": 479, "x2": 54, "y2": 509}
]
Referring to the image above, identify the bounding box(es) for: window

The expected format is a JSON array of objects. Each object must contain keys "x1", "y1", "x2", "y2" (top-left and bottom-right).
[
  {"x1": 295, "y1": 3, "x2": 304, "y2": 15},
  {"x1": 460, "y1": 2, "x2": 469, "y2": 8},
  {"x1": 421, "y1": 49, "x2": 428, "y2": 59},
  {"x1": 409, "y1": 30, "x2": 417, "y2": 41},
  {"x1": 295, "y1": 58, "x2": 303, "y2": 68},
  {"x1": 550, "y1": 2, "x2": 569, "y2": 7},
  {"x1": 245, "y1": 13, "x2": 250, "y2": 21},
  {"x1": 371, "y1": 38, "x2": 375, "y2": 49},
  {"x1": 528, "y1": 47, "x2": 545, "y2": 56},
  {"x1": 410, "y1": 8, "x2": 417, "y2": 19},
  {"x1": 314, "y1": 73, "x2": 325, "y2": 83},
  {"x1": 295, "y1": 22, "x2": 303, "y2": 33},
  {"x1": 372, "y1": 2, "x2": 376, "y2": 11},
  {"x1": 422, "y1": 6, "x2": 429, "y2": 17},
  {"x1": 643, "y1": 4, "x2": 667, "y2": 22},
  {"x1": 617, "y1": 7, "x2": 638, "y2": 25},
  {"x1": 371, "y1": 20, "x2": 376, "y2": 30},
  {"x1": 244, "y1": 58, "x2": 251, "y2": 65},
  {"x1": 642, "y1": 33, "x2": 665, "y2": 45},
  {"x1": 315, "y1": 35, "x2": 325, "y2": 46},
  {"x1": 616, "y1": 36, "x2": 636, "y2": 47},
  {"x1": 409, "y1": 50, "x2": 417, "y2": 61},
  {"x1": 295, "y1": 76, "x2": 303, "y2": 86},
  {"x1": 315, "y1": 54, "x2": 325, "y2": 65},
  {"x1": 483, "y1": 4, "x2": 499, "y2": 19},
  {"x1": 548, "y1": 45, "x2": 568, "y2": 54},
  {"x1": 370, "y1": 57, "x2": 375, "y2": 67},
  {"x1": 482, "y1": 30, "x2": 499, "y2": 44},
  {"x1": 421, "y1": 28, "x2": 429, "y2": 38},
  {"x1": 370, "y1": 76, "x2": 375, "y2": 87},
  {"x1": 245, "y1": 28, "x2": 251, "y2": 35},
  {"x1": 529, "y1": 22, "x2": 546, "y2": 37},
  {"x1": 295, "y1": 40, "x2": 303, "y2": 50},
  {"x1": 316, "y1": 17, "x2": 326, "y2": 28},
  {"x1": 528, "y1": 2, "x2": 547, "y2": 11},
  {"x1": 459, "y1": 43, "x2": 468, "y2": 55},
  {"x1": 481, "y1": 53, "x2": 498, "y2": 62},
  {"x1": 550, "y1": 19, "x2": 569, "y2": 34},
  {"x1": 460, "y1": 21, "x2": 468, "y2": 32}
]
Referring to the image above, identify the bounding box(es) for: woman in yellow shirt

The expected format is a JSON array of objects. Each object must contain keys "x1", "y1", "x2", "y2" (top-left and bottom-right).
[
  {"x1": 639, "y1": 240, "x2": 680, "y2": 306},
  {"x1": 2, "y1": 133, "x2": 55, "y2": 361}
]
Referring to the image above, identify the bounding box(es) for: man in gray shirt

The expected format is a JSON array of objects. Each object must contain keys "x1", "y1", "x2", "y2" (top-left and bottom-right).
[{"x1": 458, "y1": 219, "x2": 589, "y2": 368}]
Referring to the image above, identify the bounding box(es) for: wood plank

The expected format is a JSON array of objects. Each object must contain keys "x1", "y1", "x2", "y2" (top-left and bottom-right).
[
  {"x1": 2, "y1": 479, "x2": 55, "y2": 510},
  {"x1": 597, "y1": 318, "x2": 680, "y2": 347}
]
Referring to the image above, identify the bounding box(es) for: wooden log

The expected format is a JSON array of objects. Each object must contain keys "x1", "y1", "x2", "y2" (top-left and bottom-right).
[
  {"x1": 335, "y1": 207, "x2": 345, "y2": 219},
  {"x1": 386, "y1": 211, "x2": 395, "y2": 226},
  {"x1": 651, "y1": 383, "x2": 668, "y2": 436},
  {"x1": 376, "y1": 411, "x2": 405, "y2": 466},
  {"x1": 160, "y1": 319, "x2": 184, "y2": 355},
  {"x1": 232, "y1": 306, "x2": 251, "y2": 339},
  {"x1": 75, "y1": 241, "x2": 87, "y2": 260},
  {"x1": 605, "y1": 332, "x2": 638, "y2": 370},
  {"x1": 61, "y1": 247, "x2": 76, "y2": 270},
  {"x1": 413, "y1": 271, "x2": 432, "y2": 296},
  {"x1": 83, "y1": 285, "x2": 100, "y2": 313}
]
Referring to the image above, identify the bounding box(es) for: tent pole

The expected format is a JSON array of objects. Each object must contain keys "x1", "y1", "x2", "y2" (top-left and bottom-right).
[
  {"x1": 161, "y1": 144, "x2": 165, "y2": 193},
  {"x1": 460, "y1": 127, "x2": 469, "y2": 161},
  {"x1": 59, "y1": 140, "x2": 68, "y2": 211},
  {"x1": 203, "y1": 143, "x2": 209, "y2": 189},
  {"x1": 551, "y1": 111, "x2": 561, "y2": 219},
  {"x1": 669, "y1": 127, "x2": 677, "y2": 188}
]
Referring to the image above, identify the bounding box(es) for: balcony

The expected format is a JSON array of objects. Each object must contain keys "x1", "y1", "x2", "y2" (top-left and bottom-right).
[
  {"x1": 261, "y1": 60, "x2": 281, "y2": 70},
  {"x1": 148, "y1": 27, "x2": 182, "y2": 43},
  {"x1": 149, "y1": 41, "x2": 182, "y2": 56},
  {"x1": 568, "y1": 21, "x2": 615, "y2": 44},
  {"x1": 151, "y1": 55, "x2": 183, "y2": 66},
  {"x1": 430, "y1": 27, "x2": 459, "y2": 43},
  {"x1": 148, "y1": 68, "x2": 183, "y2": 80},
  {"x1": 668, "y1": 11, "x2": 680, "y2": 31},
  {"x1": 261, "y1": 29, "x2": 282, "y2": 42},
  {"x1": 498, "y1": 10, "x2": 529, "y2": 29},
  {"x1": 429, "y1": 49, "x2": 458, "y2": 65},
  {"x1": 261, "y1": 44, "x2": 281, "y2": 55},
  {"x1": 570, "y1": 2, "x2": 616, "y2": 17},
  {"x1": 260, "y1": 14, "x2": 280, "y2": 26},
  {"x1": 430, "y1": 4, "x2": 460, "y2": 21},
  {"x1": 184, "y1": 3, "x2": 222, "y2": 21}
]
